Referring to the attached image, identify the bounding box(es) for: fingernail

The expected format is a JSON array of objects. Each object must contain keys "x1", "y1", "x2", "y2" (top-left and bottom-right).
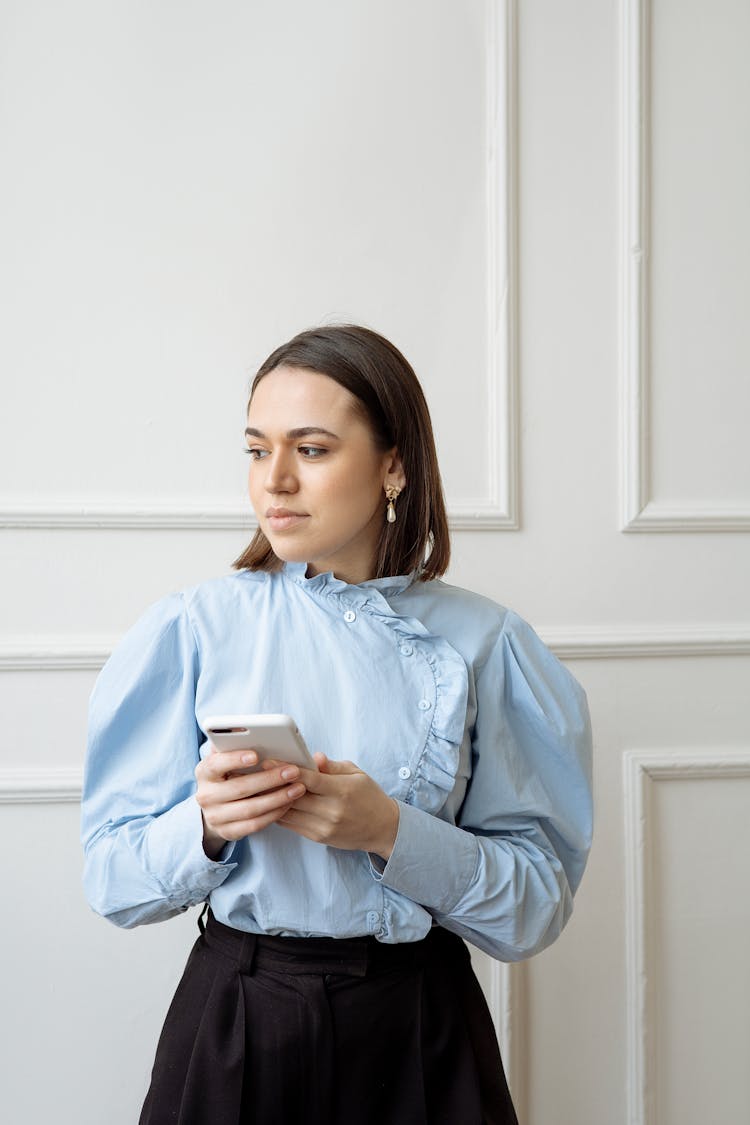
[
  {"x1": 287, "y1": 783, "x2": 305, "y2": 798},
  {"x1": 280, "y1": 767, "x2": 298, "y2": 780},
  {"x1": 241, "y1": 752, "x2": 257, "y2": 764}
]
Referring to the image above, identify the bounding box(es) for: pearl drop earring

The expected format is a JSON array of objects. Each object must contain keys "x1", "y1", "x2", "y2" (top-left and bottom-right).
[{"x1": 385, "y1": 485, "x2": 401, "y2": 524}]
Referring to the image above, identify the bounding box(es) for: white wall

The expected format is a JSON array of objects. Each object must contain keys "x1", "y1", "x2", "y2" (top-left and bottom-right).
[{"x1": 1, "y1": 2, "x2": 748, "y2": 1122}]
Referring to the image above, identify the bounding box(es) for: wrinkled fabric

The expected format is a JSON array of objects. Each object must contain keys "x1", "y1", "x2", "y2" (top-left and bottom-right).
[{"x1": 82, "y1": 561, "x2": 593, "y2": 960}]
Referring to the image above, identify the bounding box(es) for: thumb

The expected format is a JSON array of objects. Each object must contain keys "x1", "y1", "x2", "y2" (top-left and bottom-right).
[{"x1": 313, "y1": 753, "x2": 359, "y2": 775}]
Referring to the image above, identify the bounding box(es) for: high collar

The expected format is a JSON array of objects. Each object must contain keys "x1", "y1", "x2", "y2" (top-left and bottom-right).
[{"x1": 281, "y1": 559, "x2": 417, "y2": 597}]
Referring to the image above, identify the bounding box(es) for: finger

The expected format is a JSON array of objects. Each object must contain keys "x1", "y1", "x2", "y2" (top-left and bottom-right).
[
  {"x1": 220, "y1": 801, "x2": 298, "y2": 839},
  {"x1": 279, "y1": 791, "x2": 318, "y2": 815},
  {"x1": 312, "y1": 753, "x2": 356, "y2": 774},
  {"x1": 199, "y1": 747, "x2": 259, "y2": 779},
  {"x1": 197, "y1": 763, "x2": 302, "y2": 809},
  {"x1": 295, "y1": 766, "x2": 334, "y2": 795},
  {"x1": 277, "y1": 805, "x2": 314, "y2": 829},
  {"x1": 210, "y1": 765, "x2": 299, "y2": 800},
  {"x1": 276, "y1": 807, "x2": 329, "y2": 842},
  {"x1": 317, "y1": 757, "x2": 358, "y2": 774},
  {"x1": 301, "y1": 759, "x2": 359, "y2": 789},
  {"x1": 208, "y1": 781, "x2": 307, "y2": 828}
]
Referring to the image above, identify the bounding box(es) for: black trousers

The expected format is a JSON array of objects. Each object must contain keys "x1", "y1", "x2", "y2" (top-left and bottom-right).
[{"x1": 140, "y1": 910, "x2": 518, "y2": 1125}]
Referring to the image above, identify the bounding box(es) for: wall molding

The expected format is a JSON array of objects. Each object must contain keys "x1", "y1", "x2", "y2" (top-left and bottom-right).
[
  {"x1": 618, "y1": 0, "x2": 651, "y2": 530},
  {"x1": 483, "y1": 0, "x2": 519, "y2": 530},
  {"x1": 618, "y1": 0, "x2": 750, "y2": 533},
  {"x1": 0, "y1": 502, "x2": 254, "y2": 530},
  {"x1": 3, "y1": 622, "x2": 749, "y2": 672},
  {"x1": 0, "y1": 501, "x2": 524, "y2": 531},
  {"x1": 497, "y1": 959, "x2": 525, "y2": 1114},
  {"x1": 540, "y1": 624, "x2": 750, "y2": 660},
  {"x1": 623, "y1": 748, "x2": 750, "y2": 1125},
  {"x1": 0, "y1": 637, "x2": 117, "y2": 671},
  {"x1": 622, "y1": 503, "x2": 750, "y2": 533},
  {"x1": 0, "y1": 3, "x2": 519, "y2": 535},
  {"x1": 0, "y1": 766, "x2": 83, "y2": 803}
]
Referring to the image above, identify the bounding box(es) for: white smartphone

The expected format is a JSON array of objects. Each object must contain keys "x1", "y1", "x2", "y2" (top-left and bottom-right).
[{"x1": 201, "y1": 713, "x2": 317, "y2": 772}]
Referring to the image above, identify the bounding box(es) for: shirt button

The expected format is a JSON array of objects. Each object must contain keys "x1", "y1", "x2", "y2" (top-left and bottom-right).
[
  {"x1": 399, "y1": 644, "x2": 413, "y2": 656},
  {"x1": 398, "y1": 766, "x2": 412, "y2": 780},
  {"x1": 418, "y1": 699, "x2": 432, "y2": 710},
  {"x1": 367, "y1": 911, "x2": 379, "y2": 926},
  {"x1": 343, "y1": 610, "x2": 356, "y2": 622}
]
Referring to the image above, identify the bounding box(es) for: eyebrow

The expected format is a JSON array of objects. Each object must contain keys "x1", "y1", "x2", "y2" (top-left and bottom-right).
[{"x1": 244, "y1": 426, "x2": 341, "y2": 441}]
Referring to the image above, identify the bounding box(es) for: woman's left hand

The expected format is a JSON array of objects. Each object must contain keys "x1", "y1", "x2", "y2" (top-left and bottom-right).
[{"x1": 273, "y1": 753, "x2": 400, "y2": 861}]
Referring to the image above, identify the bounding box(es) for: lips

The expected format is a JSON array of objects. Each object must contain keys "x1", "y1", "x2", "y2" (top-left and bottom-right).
[{"x1": 265, "y1": 507, "x2": 309, "y2": 531}]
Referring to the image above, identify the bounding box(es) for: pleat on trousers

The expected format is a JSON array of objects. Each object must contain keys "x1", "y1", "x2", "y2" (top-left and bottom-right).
[{"x1": 139, "y1": 910, "x2": 519, "y2": 1125}]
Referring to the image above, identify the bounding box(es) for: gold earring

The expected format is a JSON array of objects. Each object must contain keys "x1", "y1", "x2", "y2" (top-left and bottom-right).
[{"x1": 385, "y1": 485, "x2": 401, "y2": 524}]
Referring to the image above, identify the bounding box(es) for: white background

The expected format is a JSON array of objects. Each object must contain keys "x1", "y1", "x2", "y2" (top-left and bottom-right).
[{"x1": 1, "y1": 2, "x2": 748, "y2": 1122}]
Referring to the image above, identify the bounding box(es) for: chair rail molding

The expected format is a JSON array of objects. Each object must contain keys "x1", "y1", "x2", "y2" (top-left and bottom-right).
[
  {"x1": 540, "y1": 623, "x2": 750, "y2": 660},
  {"x1": 0, "y1": 767, "x2": 83, "y2": 804},
  {"x1": 4, "y1": 620, "x2": 750, "y2": 673}
]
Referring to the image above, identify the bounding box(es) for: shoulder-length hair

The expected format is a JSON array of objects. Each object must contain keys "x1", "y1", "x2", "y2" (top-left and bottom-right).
[{"x1": 232, "y1": 324, "x2": 450, "y2": 581}]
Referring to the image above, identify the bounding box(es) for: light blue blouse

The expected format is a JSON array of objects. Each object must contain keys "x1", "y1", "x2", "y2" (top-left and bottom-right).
[{"x1": 81, "y1": 561, "x2": 593, "y2": 962}]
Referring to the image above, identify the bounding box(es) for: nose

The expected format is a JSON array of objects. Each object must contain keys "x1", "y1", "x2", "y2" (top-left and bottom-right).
[{"x1": 263, "y1": 449, "x2": 298, "y2": 495}]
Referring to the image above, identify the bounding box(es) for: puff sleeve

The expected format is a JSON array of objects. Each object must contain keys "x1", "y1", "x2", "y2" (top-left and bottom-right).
[
  {"x1": 374, "y1": 610, "x2": 593, "y2": 961},
  {"x1": 81, "y1": 593, "x2": 237, "y2": 928}
]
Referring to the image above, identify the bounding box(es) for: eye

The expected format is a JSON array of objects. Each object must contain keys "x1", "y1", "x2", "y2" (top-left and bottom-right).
[
  {"x1": 244, "y1": 447, "x2": 269, "y2": 460},
  {"x1": 299, "y1": 446, "x2": 327, "y2": 459}
]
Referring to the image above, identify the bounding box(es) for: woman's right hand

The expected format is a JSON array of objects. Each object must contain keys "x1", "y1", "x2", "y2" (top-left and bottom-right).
[{"x1": 195, "y1": 746, "x2": 307, "y2": 859}]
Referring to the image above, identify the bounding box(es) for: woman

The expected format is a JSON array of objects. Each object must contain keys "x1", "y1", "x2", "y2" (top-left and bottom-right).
[{"x1": 82, "y1": 324, "x2": 593, "y2": 1125}]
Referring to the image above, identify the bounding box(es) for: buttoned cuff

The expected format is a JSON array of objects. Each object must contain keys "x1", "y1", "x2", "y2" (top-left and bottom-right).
[
  {"x1": 145, "y1": 795, "x2": 238, "y2": 898},
  {"x1": 368, "y1": 800, "x2": 479, "y2": 915}
]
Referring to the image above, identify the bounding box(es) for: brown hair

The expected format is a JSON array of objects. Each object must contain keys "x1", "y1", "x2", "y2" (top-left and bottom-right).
[{"x1": 232, "y1": 324, "x2": 450, "y2": 581}]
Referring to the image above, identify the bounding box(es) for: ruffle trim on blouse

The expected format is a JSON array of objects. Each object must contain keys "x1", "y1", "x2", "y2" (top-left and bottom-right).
[{"x1": 281, "y1": 561, "x2": 469, "y2": 815}]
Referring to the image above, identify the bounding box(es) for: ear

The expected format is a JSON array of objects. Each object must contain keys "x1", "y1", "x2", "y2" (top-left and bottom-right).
[{"x1": 384, "y1": 449, "x2": 406, "y2": 492}]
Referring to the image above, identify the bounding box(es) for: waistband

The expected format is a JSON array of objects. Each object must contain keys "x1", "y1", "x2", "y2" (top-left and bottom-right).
[{"x1": 202, "y1": 909, "x2": 466, "y2": 978}]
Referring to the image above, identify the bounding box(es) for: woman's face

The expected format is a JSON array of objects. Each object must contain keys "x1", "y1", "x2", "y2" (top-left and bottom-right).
[{"x1": 245, "y1": 365, "x2": 405, "y2": 584}]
